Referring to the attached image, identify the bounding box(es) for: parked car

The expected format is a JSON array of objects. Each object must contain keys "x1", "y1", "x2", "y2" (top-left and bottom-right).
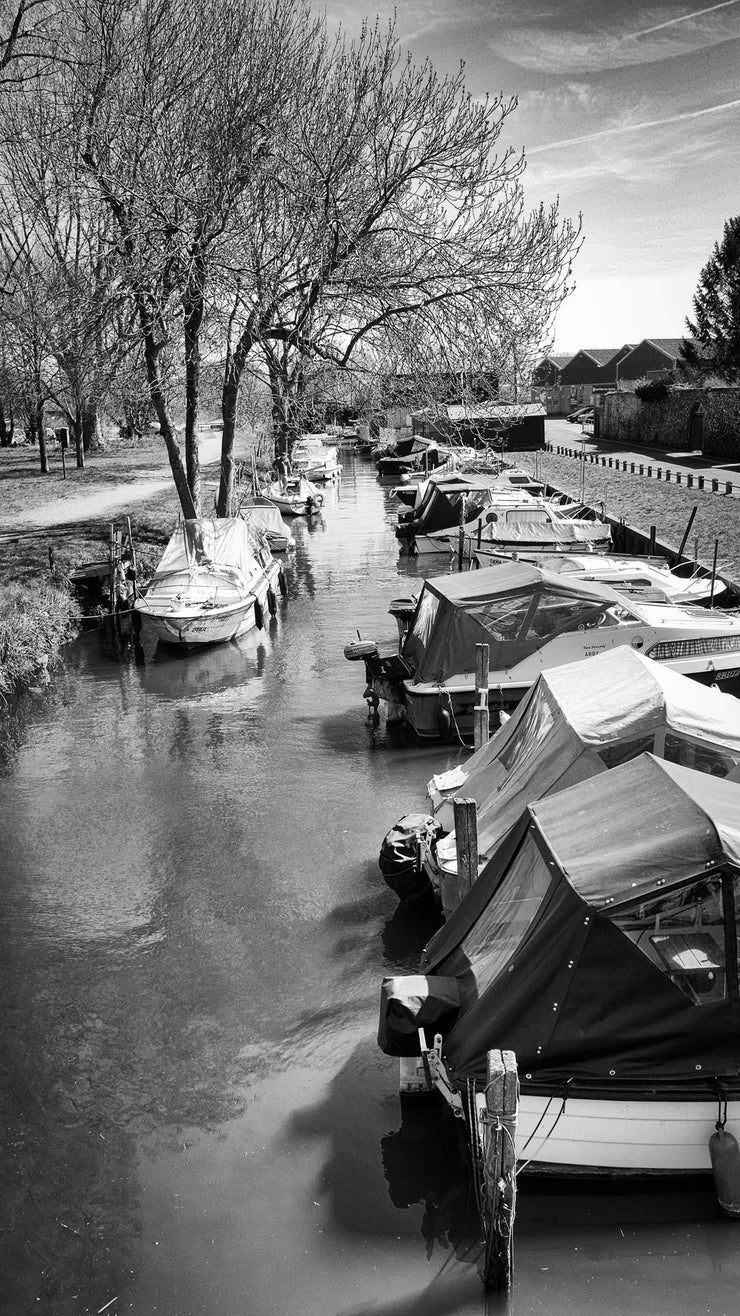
[{"x1": 567, "y1": 406, "x2": 594, "y2": 424}]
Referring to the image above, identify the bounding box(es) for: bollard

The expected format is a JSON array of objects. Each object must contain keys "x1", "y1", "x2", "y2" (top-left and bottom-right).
[
  {"x1": 657, "y1": 468, "x2": 662, "y2": 480},
  {"x1": 698, "y1": 476, "x2": 705, "y2": 489},
  {"x1": 676, "y1": 472, "x2": 682, "y2": 484},
  {"x1": 630, "y1": 462, "x2": 635, "y2": 473},
  {"x1": 712, "y1": 479, "x2": 719, "y2": 493},
  {"x1": 666, "y1": 470, "x2": 671, "y2": 482},
  {"x1": 727, "y1": 481, "x2": 733, "y2": 495},
  {"x1": 688, "y1": 474, "x2": 693, "y2": 487},
  {"x1": 639, "y1": 464, "x2": 644, "y2": 475}
]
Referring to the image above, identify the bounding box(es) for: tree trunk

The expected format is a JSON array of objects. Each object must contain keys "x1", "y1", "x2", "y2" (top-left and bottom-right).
[
  {"x1": 35, "y1": 402, "x2": 49, "y2": 474},
  {"x1": 82, "y1": 399, "x2": 103, "y2": 453},
  {"x1": 183, "y1": 261, "x2": 205, "y2": 516},
  {"x1": 0, "y1": 399, "x2": 7, "y2": 447},
  {"x1": 139, "y1": 312, "x2": 196, "y2": 521},
  {"x1": 216, "y1": 324, "x2": 257, "y2": 518},
  {"x1": 73, "y1": 404, "x2": 85, "y2": 469}
]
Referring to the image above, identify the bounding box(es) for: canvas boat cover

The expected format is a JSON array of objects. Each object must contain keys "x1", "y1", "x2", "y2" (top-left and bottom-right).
[
  {"x1": 401, "y1": 561, "x2": 623, "y2": 685},
  {"x1": 475, "y1": 519, "x2": 610, "y2": 547},
  {"x1": 432, "y1": 648, "x2": 740, "y2": 873},
  {"x1": 406, "y1": 477, "x2": 503, "y2": 535},
  {"x1": 151, "y1": 518, "x2": 262, "y2": 586},
  {"x1": 240, "y1": 503, "x2": 292, "y2": 540},
  {"x1": 421, "y1": 755, "x2": 740, "y2": 1087}
]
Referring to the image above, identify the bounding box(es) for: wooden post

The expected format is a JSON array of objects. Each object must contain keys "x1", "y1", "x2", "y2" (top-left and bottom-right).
[
  {"x1": 677, "y1": 506, "x2": 698, "y2": 562},
  {"x1": 108, "y1": 524, "x2": 116, "y2": 610},
  {"x1": 482, "y1": 1048, "x2": 519, "y2": 1292},
  {"x1": 710, "y1": 538, "x2": 719, "y2": 607},
  {"x1": 453, "y1": 798, "x2": 478, "y2": 904},
  {"x1": 126, "y1": 516, "x2": 138, "y2": 599},
  {"x1": 474, "y1": 642, "x2": 490, "y2": 749},
  {"x1": 649, "y1": 525, "x2": 656, "y2": 555}
]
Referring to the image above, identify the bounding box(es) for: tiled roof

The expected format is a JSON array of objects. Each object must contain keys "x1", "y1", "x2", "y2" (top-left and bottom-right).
[
  {"x1": 643, "y1": 338, "x2": 693, "y2": 357},
  {"x1": 580, "y1": 348, "x2": 622, "y2": 365}
]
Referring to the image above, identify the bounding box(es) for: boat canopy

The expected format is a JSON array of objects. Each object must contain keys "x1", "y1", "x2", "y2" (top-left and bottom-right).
[
  {"x1": 405, "y1": 476, "x2": 503, "y2": 535},
  {"x1": 151, "y1": 518, "x2": 261, "y2": 584},
  {"x1": 421, "y1": 755, "x2": 740, "y2": 1088},
  {"x1": 401, "y1": 561, "x2": 623, "y2": 684},
  {"x1": 239, "y1": 503, "x2": 292, "y2": 540},
  {"x1": 431, "y1": 648, "x2": 740, "y2": 866}
]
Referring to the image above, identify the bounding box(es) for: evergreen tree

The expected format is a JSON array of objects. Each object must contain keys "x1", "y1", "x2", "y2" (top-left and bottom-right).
[{"x1": 680, "y1": 216, "x2": 740, "y2": 381}]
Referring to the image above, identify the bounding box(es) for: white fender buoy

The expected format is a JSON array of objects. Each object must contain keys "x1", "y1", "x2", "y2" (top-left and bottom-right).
[{"x1": 709, "y1": 1124, "x2": 740, "y2": 1217}]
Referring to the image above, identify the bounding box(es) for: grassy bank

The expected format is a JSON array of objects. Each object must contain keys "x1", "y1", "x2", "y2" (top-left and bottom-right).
[{"x1": 0, "y1": 581, "x2": 81, "y2": 699}]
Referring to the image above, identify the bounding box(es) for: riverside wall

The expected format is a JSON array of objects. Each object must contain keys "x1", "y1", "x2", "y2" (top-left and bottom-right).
[{"x1": 602, "y1": 387, "x2": 740, "y2": 460}]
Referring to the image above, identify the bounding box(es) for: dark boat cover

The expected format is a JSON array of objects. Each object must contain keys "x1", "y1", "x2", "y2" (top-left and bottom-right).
[
  {"x1": 418, "y1": 755, "x2": 740, "y2": 1090},
  {"x1": 401, "y1": 561, "x2": 621, "y2": 685}
]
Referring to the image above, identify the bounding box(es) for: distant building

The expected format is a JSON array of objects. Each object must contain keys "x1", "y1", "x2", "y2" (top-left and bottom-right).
[
  {"x1": 614, "y1": 338, "x2": 694, "y2": 382},
  {"x1": 559, "y1": 349, "x2": 623, "y2": 387},
  {"x1": 414, "y1": 401, "x2": 546, "y2": 450},
  {"x1": 531, "y1": 354, "x2": 573, "y2": 387}
]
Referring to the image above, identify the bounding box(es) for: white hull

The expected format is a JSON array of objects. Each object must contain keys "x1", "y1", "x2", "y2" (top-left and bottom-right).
[
  {"x1": 477, "y1": 1091, "x2": 740, "y2": 1174},
  {"x1": 137, "y1": 560, "x2": 281, "y2": 648}
]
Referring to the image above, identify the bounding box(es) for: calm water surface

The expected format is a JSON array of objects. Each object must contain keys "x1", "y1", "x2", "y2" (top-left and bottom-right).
[{"x1": 2, "y1": 454, "x2": 739, "y2": 1316}]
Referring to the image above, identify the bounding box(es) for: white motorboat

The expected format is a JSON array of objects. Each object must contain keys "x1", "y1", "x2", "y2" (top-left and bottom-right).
[
  {"x1": 292, "y1": 434, "x2": 342, "y2": 481},
  {"x1": 134, "y1": 518, "x2": 283, "y2": 647},
  {"x1": 239, "y1": 498, "x2": 295, "y2": 552},
  {"x1": 262, "y1": 476, "x2": 324, "y2": 517},
  {"x1": 477, "y1": 550, "x2": 725, "y2": 606},
  {"x1": 417, "y1": 495, "x2": 611, "y2": 556},
  {"x1": 379, "y1": 754, "x2": 740, "y2": 1174},
  {"x1": 351, "y1": 560, "x2": 740, "y2": 740}
]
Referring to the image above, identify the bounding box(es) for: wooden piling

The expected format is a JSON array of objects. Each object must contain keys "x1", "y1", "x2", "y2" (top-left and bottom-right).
[
  {"x1": 453, "y1": 798, "x2": 478, "y2": 904},
  {"x1": 474, "y1": 642, "x2": 490, "y2": 749},
  {"x1": 482, "y1": 1048, "x2": 519, "y2": 1293}
]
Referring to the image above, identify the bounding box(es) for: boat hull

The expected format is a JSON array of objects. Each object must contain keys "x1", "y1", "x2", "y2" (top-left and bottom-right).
[
  {"x1": 491, "y1": 1092, "x2": 740, "y2": 1175},
  {"x1": 136, "y1": 560, "x2": 281, "y2": 649}
]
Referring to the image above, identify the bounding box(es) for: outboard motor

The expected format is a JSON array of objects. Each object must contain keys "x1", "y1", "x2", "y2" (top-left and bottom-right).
[{"x1": 379, "y1": 813, "x2": 445, "y2": 903}]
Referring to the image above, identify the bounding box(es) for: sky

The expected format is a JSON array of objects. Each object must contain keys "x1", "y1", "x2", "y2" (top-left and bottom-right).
[{"x1": 321, "y1": 0, "x2": 740, "y2": 355}]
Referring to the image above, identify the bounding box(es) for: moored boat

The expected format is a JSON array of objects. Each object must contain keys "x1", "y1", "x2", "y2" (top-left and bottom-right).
[
  {"x1": 349, "y1": 560, "x2": 740, "y2": 740},
  {"x1": 134, "y1": 517, "x2": 283, "y2": 648},
  {"x1": 239, "y1": 498, "x2": 296, "y2": 552},
  {"x1": 379, "y1": 753, "x2": 740, "y2": 1174},
  {"x1": 262, "y1": 476, "x2": 324, "y2": 517},
  {"x1": 292, "y1": 434, "x2": 342, "y2": 481}
]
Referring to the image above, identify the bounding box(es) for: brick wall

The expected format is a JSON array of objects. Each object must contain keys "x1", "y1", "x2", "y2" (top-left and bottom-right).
[{"x1": 602, "y1": 387, "x2": 740, "y2": 459}]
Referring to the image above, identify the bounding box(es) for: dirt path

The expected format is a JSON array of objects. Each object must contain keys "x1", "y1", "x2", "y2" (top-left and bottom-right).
[{"x1": 0, "y1": 433, "x2": 225, "y2": 539}]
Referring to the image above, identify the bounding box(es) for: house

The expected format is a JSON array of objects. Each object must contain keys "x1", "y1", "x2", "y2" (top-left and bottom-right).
[
  {"x1": 413, "y1": 401, "x2": 546, "y2": 450},
  {"x1": 559, "y1": 349, "x2": 623, "y2": 387},
  {"x1": 615, "y1": 338, "x2": 693, "y2": 382},
  {"x1": 531, "y1": 354, "x2": 573, "y2": 387}
]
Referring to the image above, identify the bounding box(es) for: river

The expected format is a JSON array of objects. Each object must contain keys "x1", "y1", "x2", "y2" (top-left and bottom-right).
[{"x1": 1, "y1": 452, "x2": 739, "y2": 1316}]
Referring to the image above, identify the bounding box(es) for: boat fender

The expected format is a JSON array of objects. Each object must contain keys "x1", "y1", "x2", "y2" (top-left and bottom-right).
[
  {"x1": 254, "y1": 597, "x2": 264, "y2": 630},
  {"x1": 438, "y1": 706, "x2": 452, "y2": 737},
  {"x1": 709, "y1": 1123, "x2": 740, "y2": 1217},
  {"x1": 278, "y1": 567, "x2": 288, "y2": 597},
  {"x1": 267, "y1": 587, "x2": 278, "y2": 617}
]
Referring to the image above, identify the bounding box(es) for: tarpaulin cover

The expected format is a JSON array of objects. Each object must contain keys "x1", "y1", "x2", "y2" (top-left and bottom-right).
[
  {"x1": 406, "y1": 478, "x2": 501, "y2": 536},
  {"x1": 152, "y1": 518, "x2": 261, "y2": 586},
  {"x1": 239, "y1": 503, "x2": 292, "y2": 541},
  {"x1": 378, "y1": 974, "x2": 462, "y2": 1057},
  {"x1": 430, "y1": 648, "x2": 740, "y2": 832},
  {"x1": 419, "y1": 756, "x2": 740, "y2": 1084},
  {"x1": 401, "y1": 562, "x2": 621, "y2": 685},
  {"x1": 475, "y1": 519, "x2": 610, "y2": 547}
]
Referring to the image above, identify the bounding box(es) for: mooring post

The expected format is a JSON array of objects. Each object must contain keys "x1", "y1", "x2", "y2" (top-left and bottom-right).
[
  {"x1": 452, "y1": 798, "x2": 478, "y2": 904},
  {"x1": 474, "y1": 642, "x2": 490, "y2": 749},
  {"x1": 482, "y1": 1048, "x2": 519, "y2": 1293},
  {"x1": 649, "y1": 525, "x2": 656, "y2": 555},
  {"x1": 710, "y1": 538, "x2": 719, "y2": 607}
]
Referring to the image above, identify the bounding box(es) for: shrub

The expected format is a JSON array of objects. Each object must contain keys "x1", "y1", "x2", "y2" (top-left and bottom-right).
[
  {"x1": 634, "y1": 377, "x2": 671, "y2": 402},
  {"x1": 0, "y1": 582, "x2": 81, "y2": 698}
]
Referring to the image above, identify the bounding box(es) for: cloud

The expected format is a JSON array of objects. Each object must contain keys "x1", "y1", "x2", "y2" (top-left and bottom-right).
[
  {"x1": 526, "y1": 96, "x2": 740, "y2": 154},
  {"x1": 493, "y1": 1, "x2": 740, "y2": 74}
]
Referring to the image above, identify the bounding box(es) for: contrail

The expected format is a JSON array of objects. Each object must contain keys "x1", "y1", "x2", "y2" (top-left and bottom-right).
[
  {"x1": 528, "y1": 97, "x2": 740, "y2": 154},
  {"x1": 631, "y1": 0, "x2": 740, "y2": 38}
]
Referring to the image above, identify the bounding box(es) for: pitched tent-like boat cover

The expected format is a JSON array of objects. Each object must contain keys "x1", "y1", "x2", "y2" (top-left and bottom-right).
[{"x1": 421, "y1": 755, "x2": 740, "y2": 1090}]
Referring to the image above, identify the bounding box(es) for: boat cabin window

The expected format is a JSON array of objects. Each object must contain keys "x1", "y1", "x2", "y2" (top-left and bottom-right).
[
  {"x1": 460, "y1": 837, "x2": 553, "y2": 996},
  {"x1": 662, "y1": 732, "x2": 738, "y2": 778},
  {"x1": 608, "y1": 873, "x2": 740, "y2": 1004},
  {"x1": 597, "y1": 733, "x2": 655, "y2": 769}
]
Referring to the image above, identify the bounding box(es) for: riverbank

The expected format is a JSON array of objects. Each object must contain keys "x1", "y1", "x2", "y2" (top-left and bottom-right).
[{"x1": 0, "y1": 429, "x2": 262, "y2": 698}]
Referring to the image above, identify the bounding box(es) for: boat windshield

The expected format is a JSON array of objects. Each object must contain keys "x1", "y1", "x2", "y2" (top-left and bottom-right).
[
  {"x1": 608, "y1": 872, "x2": 740, "y2": 1004},
  {"x1": 662, "y1": 732, "x2": 739, "y2": 777},
  {"x1": 457, "y1": 837, "x2": 553, "y2": 997}
]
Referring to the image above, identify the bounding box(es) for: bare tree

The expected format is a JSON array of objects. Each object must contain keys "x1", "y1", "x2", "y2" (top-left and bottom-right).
[{"x1": 212, "y1": 17, "x2": 579, "y2": 506}]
